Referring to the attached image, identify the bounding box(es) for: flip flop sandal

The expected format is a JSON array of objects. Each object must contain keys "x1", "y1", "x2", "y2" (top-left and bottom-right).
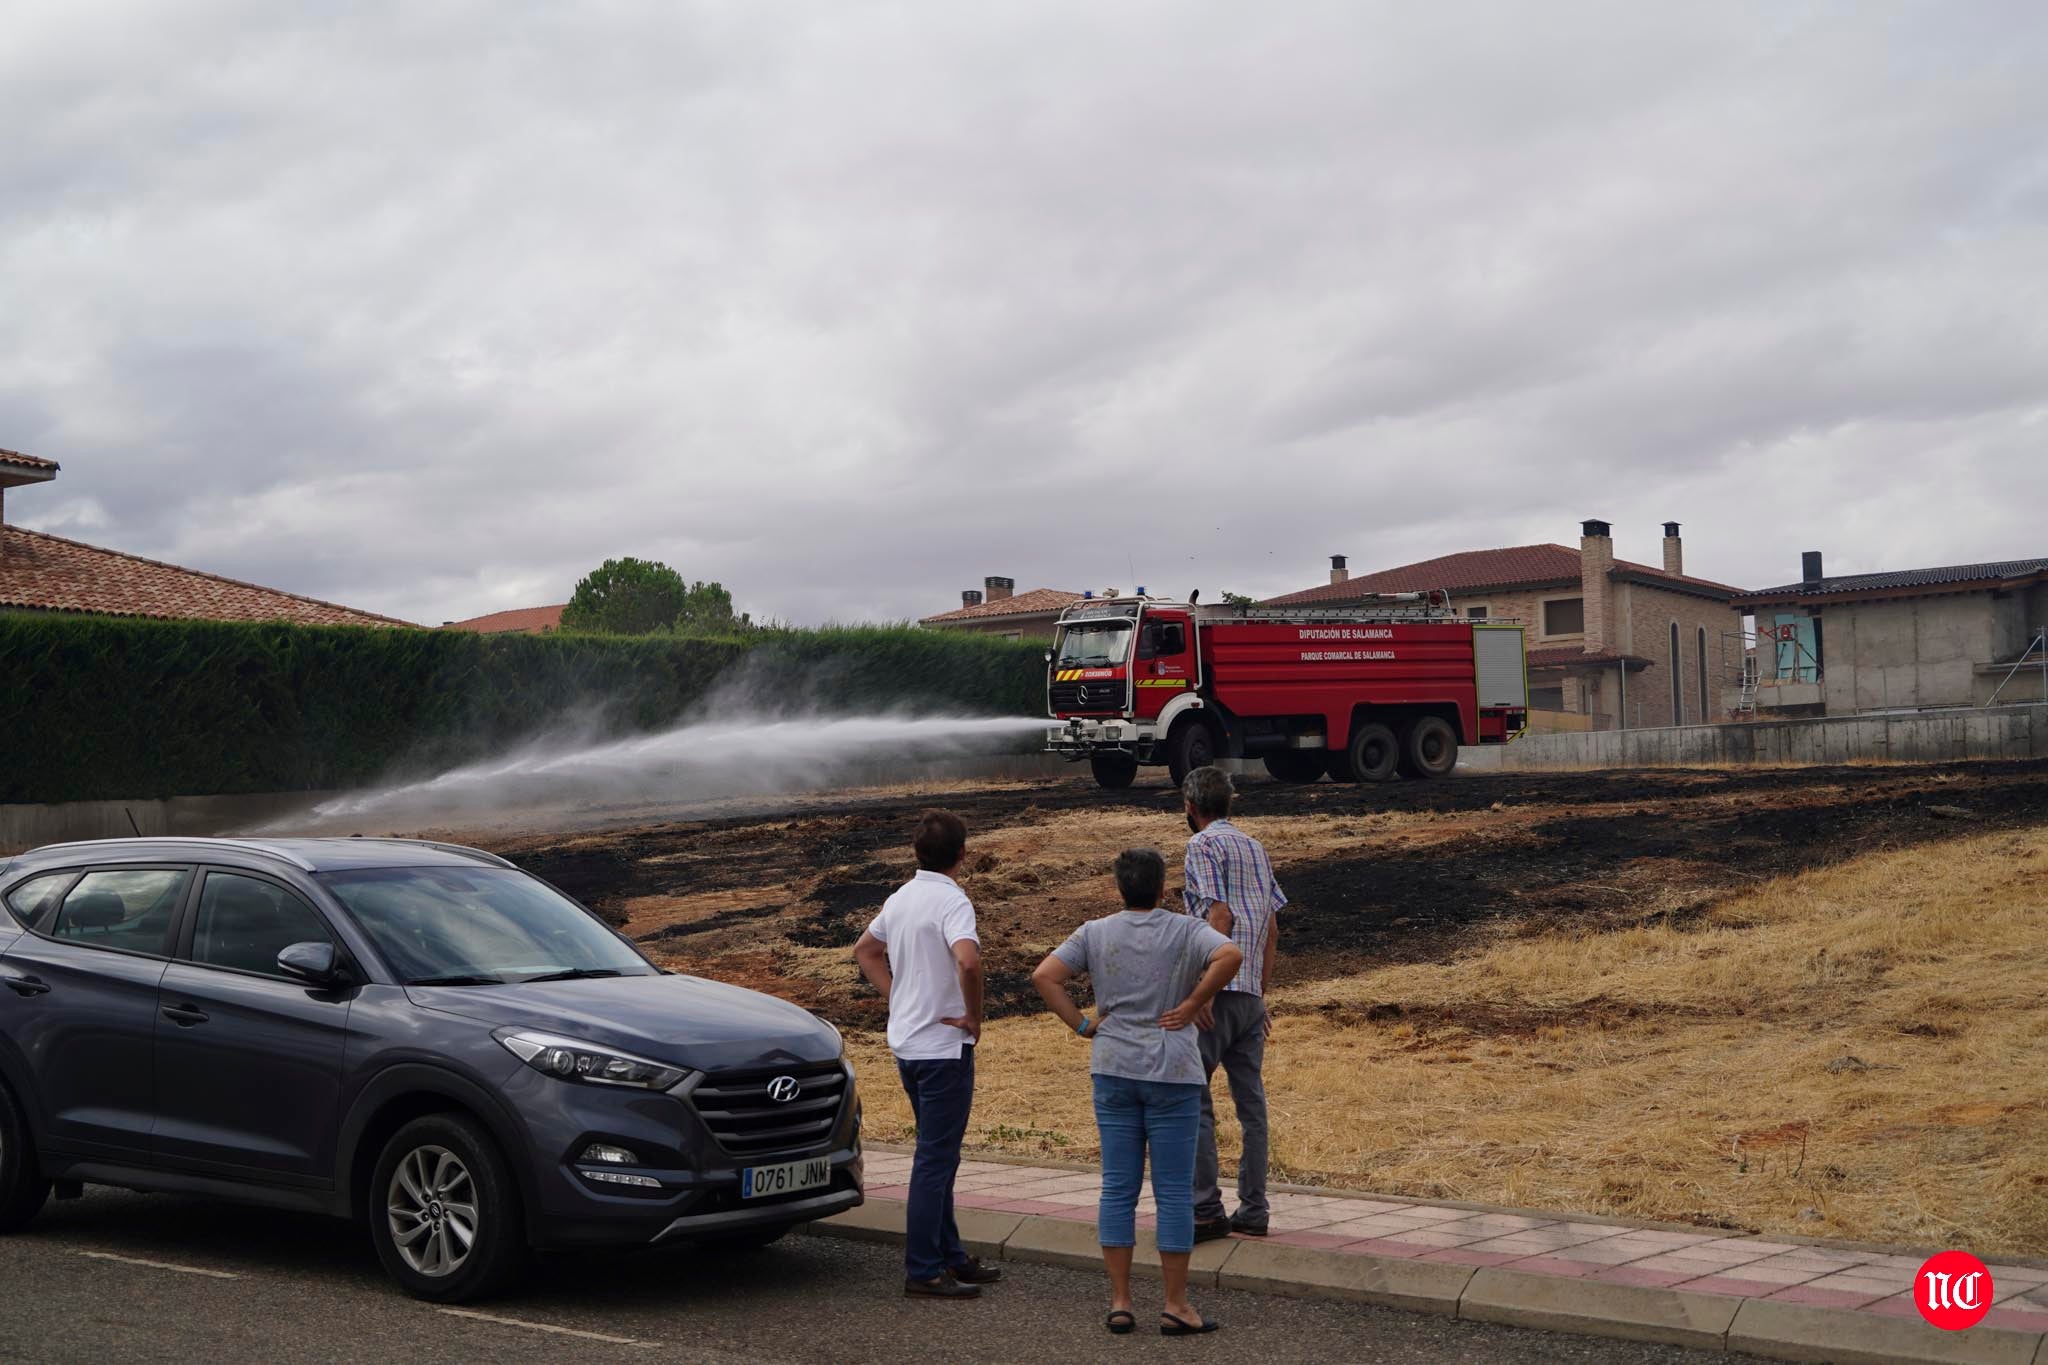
[
  {"x1": 1160, "y1": 1312, "x2": 1220, "y2": 1336},
  {"x1": 1106, "y1": 1310, "x2": 1136, "y2": 1335}
]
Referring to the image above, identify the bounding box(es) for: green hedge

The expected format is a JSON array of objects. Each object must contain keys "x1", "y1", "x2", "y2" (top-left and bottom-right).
[{"x1": 0, "y1": 615, "x2": 1045, "y2": 803}]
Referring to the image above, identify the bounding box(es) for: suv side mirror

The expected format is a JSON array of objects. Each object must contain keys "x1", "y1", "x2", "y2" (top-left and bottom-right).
[{"x1": 277, "y1": 941, "x2": 346, "y2": 987}]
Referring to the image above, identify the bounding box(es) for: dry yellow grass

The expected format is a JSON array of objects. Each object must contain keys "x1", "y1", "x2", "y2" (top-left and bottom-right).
[{"x1": 847, "y1": 826, "x2": 2048, "y2": 1255}]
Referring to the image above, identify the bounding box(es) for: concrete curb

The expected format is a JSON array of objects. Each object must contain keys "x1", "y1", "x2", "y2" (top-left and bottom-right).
[
  {"x1": 799, "y1": 1203, "x2": 2048, "y2": 1365},
  {"x1": 1725, "y1": 1299, "x2": 2045, "y2": 1365},
  {"x1": 1217, "y1": 1238, "x2": 1472, "y2": 1316},
  {"x1": 1461, "y1": 1267, "x2": 1738, "y2": 1350}
]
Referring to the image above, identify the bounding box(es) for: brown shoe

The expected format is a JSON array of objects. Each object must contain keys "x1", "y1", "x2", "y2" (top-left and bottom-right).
[
  {"x1": 905, "y1": 1274, "x2": 981, "y2": 1299},
  {"x1": 950, "y1": 1256, "x2": 1003, "y2": 1285}
]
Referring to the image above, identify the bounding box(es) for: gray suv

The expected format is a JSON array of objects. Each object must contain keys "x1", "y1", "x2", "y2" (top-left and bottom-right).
[{"x1": 0, "y1": 837, "x2": 863, "y2": 1300}]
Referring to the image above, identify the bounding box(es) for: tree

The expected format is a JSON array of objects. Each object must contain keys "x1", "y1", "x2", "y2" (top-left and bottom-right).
[
  {"x1": 672, "y1": 579, "x2": 752, "y2": 634},
  {"x1": 560, "y1": 558, "x2": 751, "y2": 636}
]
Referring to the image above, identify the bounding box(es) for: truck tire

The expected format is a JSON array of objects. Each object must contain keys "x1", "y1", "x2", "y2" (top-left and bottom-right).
[
  {"x1": 1330, "y1": 721, "x2": 1398, "y2": 783},
  {"x1": 1403, "y1": 715, "x2": 1459, "y2": 779},
  {"x1": 1261, "y1": 750, "x2": 1324, "y2": 783},
  {"x1": 1164, "y1": 720, "x2": 1216, "y2": 789},
  {"x1": 1090, "y1": 753, "x2": 1138, "y2": 789}
]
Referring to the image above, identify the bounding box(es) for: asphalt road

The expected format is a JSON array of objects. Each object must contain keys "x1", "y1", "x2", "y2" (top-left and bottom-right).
[{"x1": 0, "y1": 1188, "x2": 1763, "y2": 1363}]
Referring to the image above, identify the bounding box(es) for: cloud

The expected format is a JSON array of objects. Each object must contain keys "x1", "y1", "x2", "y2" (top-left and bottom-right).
[{"x1": 2, "y1": 0, "x2": 2044, "y2": 625}]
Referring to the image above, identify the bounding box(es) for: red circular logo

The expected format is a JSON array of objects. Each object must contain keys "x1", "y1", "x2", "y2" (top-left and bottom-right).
[{"x1": 1915, "y1": 1250, "x2": 1993, "y2": 1331}]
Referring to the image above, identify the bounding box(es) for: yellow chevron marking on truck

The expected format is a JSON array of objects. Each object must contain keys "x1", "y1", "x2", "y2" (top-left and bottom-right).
[{"x1": 1135, "y1": 679, "x2": 1188, "y2": 688}]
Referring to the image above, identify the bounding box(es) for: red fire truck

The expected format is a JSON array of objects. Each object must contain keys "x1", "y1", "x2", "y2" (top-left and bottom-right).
[{"x1": 1046, "y1": 590, "x2": 1528, "y2": 789}]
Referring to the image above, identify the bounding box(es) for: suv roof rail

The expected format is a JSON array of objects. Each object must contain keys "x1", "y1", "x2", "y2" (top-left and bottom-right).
[
  {"x1": 21, "y1": 836, "x2": 322, "y2": 872},
  {"x1": 343, "y1": 837, "x2": 516, "y2": 869}
]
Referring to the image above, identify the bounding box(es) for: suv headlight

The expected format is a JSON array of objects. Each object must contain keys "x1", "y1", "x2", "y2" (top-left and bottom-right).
[{"x1": 495, "y1": 1028, "x2": 688, "y2": 1090}]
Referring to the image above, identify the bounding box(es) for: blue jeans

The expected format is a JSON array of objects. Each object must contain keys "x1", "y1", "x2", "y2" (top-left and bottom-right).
[
  {"x1": 897, "y1": 1046, "x2": 976, "y2": 1281},
  {"x1": 1092, "y1": 1073, "x2": 1202, "y2": 1253}
]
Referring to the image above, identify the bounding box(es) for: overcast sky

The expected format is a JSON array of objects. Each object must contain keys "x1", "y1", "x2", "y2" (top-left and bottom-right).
[{"x1": 4, "y1": 1, "x2": 2045, "y2": 626}]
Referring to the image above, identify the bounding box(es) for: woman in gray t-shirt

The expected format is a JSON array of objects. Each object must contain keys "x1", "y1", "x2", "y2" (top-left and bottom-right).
[{"x1": 1031, "y1": 847, "x2": 1241, "y2": 1337}]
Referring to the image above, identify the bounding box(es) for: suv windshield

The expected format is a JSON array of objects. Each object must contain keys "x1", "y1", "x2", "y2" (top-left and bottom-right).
[
  {"x1": 1055, "y1": 621, "x2": 1132, "y2": 667},
  {"x1": 319, "y1": 866, "x2": 653, "y2": 986}
]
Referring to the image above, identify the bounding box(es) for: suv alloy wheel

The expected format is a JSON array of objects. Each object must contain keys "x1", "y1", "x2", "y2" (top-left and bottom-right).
[{"x1": 370, "y1": 1113, "x2": 525, "y2": 1302}]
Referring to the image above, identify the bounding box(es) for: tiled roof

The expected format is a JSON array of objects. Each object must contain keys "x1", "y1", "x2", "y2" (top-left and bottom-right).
[
  {"x1": 1733, "y1": 558, "x2": 2048, "y2": 607},
  {"x1": 0, "y1": 526, "x2": 413, "y2": 628},
  {"x1": 0, "y1": 448, "x2": 59, "y2": 475},
  {"x1": 1267, "y1": 544, "x2": 1741, "y2": 605},
  {"x1": 921, "y1": 588, "x2": 1084, "y2": 625},
  {"x1": 441, "y1": 603, "x2": 567, "y2": 634}
]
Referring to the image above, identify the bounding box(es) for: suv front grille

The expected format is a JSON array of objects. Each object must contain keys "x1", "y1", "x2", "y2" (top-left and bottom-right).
[
  {"x1": 689, "y1": 1060, "x2": 848, "y2": 1159},
  {"x1": 1051, "y1": 680, "x2": 1125, "y2": 713}
]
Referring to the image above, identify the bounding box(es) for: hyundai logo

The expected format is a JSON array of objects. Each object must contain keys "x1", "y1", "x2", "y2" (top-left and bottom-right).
[{"x1": 766, "y1": 1075, "x2": 802, "y2": 1104}]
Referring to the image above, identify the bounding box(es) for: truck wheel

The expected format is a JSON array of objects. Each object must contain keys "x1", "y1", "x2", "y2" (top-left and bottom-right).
[
  {"x1": 1261, "y1": 751, "x2": 1324, "y2": 783},
  {"x1": 0, "y1": 1080, "x2": 50, "y2": 1233},
  {"x1": 1331, "y1": 721, "x2": 1399, "y2": 783},
  {"x1": 1404, "y1": 715, "x2": 1459, "y2": 779},
  {"x1": 1164, "y1": 721, "x2": 1216, "y2": 788},
  {"x1": 1090, "y1": 753, "x2": 1138, "y2": 789}
]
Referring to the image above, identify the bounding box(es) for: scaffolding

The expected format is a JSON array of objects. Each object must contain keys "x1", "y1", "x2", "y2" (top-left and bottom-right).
[
  {"x1": 1724, "y1": 626, "x2": 1823, "y2": 719},
  {"x1": 1985, "y1": 628, "x2": 2048, "y2": 707}
]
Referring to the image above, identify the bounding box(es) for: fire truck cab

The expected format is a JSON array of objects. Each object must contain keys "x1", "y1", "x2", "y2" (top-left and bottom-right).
[{"x1": 1045, "y1": 590, "x2": 1527, "y2": 789}]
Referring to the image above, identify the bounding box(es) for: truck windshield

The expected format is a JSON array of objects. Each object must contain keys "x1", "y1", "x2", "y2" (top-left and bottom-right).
[{"x1": 1055, "y1": 622, "x2": 1132, "y2": 667}]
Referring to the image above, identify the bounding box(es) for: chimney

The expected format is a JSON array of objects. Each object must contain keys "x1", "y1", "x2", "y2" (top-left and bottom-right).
[
  {"x1": 1662, "y1": 521, "x2": 1683, "y2": 576},
  {"x1": 1579, "y1": 519, "x2": 1613, "y2": 651},
  {"x1": 1329, "y1": 554, "x2": 1349, "y2": 586},
  {"x1": 1801, "y1": 551, "x2": 1823, "y2": 584},
  {"x1": 983, "y1": 576, "x2": 1014, "y2": 602},
  {"x1": 961, "y1": 589, "x2": 984, "y2": 608}
]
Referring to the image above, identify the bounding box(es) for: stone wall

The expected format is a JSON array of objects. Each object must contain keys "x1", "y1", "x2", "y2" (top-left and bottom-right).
[{"x1": 1457, "y1": 702, "x2": 2048, "y2": 772}]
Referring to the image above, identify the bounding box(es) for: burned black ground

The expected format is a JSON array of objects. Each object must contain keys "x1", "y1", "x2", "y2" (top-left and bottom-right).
[{"x1": 468, "y1": 758, "x2": 2048, "y2": 1026}]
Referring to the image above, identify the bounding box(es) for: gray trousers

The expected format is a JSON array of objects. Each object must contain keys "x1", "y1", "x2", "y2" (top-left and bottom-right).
[{"x1": 1192, "y1": 990, "x2": 1269, "y2": 1225}]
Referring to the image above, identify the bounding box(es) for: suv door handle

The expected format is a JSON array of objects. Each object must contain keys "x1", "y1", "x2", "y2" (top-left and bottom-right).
[
  {"x1": 0, "y1": 975, "x2": 50, "y2": 997},
  {"x1": 161, "y1": 1004, "x2": 209, "y2": 1027}
]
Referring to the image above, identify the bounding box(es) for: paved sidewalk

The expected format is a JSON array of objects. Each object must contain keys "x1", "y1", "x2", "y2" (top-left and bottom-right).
[{"x1": 815, "y1": 1145, "x2": 2048, "y2": 1364}]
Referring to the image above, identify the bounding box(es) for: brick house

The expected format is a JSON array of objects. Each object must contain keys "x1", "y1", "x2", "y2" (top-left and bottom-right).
[
  {"x1": 0, "y1": 448, "x2": 411, "y2": 627},
  {"x1": 1267, "y1": 521, "x2": 1744, "y2": 731},
  {"x1": 920, "y1": 576, "x2": 1083, "y2": 642},
  {"x1": 1729, "y1": 551, "x2": 2048, "y2": 714}
]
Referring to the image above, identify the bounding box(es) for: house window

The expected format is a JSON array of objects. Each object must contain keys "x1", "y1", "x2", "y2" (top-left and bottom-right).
[
  {"x1": 1542, "y1": 598, "x2": 1584, "y2": 636},
  {"x1": 1697, "y1": 627, "x2": 1709, "y2": 721},
  {"x1": 1465, "y1": 605, "x2": 1489, "y2": 620},
  {"x1": 1669, "y1": 622, "x2": 1682, "y2": 724},
  {"x1": 1529, "y1": 686, "x2": 1566, "y2": 711}
]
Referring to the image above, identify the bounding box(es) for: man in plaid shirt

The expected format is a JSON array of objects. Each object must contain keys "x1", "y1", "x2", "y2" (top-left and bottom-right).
[{"x1": 1178, "y1": 765, "x2": 1286, "y2": 1240}]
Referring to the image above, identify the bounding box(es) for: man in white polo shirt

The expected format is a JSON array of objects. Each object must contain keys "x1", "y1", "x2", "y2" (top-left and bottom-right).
[{"x1": 852, "y1": 809, "x2": 997, "y2": 1299}]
